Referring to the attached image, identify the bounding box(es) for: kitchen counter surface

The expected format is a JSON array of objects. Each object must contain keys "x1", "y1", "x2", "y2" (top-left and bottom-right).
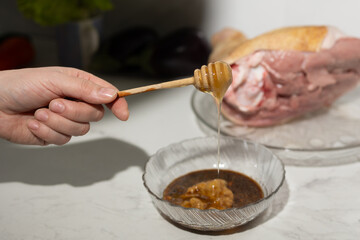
[{"x1": 1, "y1": 75, "x2": 359, "y2": 240}]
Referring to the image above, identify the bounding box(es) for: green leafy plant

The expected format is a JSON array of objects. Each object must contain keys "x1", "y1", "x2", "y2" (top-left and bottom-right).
[{"x1": 17, "y1": 0, "x2": 113, "y2": 26}]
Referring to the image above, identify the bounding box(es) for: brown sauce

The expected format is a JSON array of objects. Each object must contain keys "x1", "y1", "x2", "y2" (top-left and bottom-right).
[{"x1": 163, "y1": 169, "x2": 264, "y2": 210}]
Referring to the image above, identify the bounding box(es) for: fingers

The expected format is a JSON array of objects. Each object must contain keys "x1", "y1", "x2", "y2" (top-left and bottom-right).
[
  {"x1": 27, "y1": 97, "x2": 107, "y2": 145},
  {"x1": 50, "y1": 67, "x2": 130, "y2": 121},
  {"x1": 25, "y1": 93, "x2": 128, "y2": 145},
  {"x1": 46, "y1": 67, "x2": 130, "y2": 121},
  {"x1": 2, "y1": 67, "x2": 130, "y2": 146},
  {"x1": 27, "y1": 107, "x2": 92, "y2": 146},
  {"x1": 27, "y1": 119, "x2": 71, "y2": 145},
  {"x1": 106, "y1": 97, "x2": 129, "y2": 121},
  {"x1": 49, "y1": 98, "x2": 104, "y2": 122},
  {"x1": 34, "y1": 109, "x2": 90, "y2": 137}
]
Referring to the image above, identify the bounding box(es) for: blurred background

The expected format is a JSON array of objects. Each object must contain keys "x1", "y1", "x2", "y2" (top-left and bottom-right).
[{"x1": 1, "y1": 0, "x2": 360, "y2": 79}]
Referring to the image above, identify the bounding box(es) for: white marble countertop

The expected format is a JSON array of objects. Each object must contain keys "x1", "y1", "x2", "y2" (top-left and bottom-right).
[{"x1": 1, "y1": 74, "x2": 360, "y2": 240}]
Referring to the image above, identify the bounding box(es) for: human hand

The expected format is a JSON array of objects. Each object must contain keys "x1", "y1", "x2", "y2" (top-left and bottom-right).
[{"x1": 0, "y1": 67, "x2": 129, "y2": 145}]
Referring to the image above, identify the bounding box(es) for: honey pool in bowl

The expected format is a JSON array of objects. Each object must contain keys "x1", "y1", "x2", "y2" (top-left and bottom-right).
[{"x1": 163, "y1": 169, "x2": 263, "y2": 210}]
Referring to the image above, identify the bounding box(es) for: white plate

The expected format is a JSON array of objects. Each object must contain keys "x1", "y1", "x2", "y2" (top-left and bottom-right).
[{"x1": 191, "y1": 86, "x2": 360, "y2": 166}]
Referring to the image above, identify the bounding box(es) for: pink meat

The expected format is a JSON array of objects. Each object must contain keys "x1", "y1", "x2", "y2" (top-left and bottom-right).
[{"x1": 222, "y1": 38, "x2": 360, "y2": 127}]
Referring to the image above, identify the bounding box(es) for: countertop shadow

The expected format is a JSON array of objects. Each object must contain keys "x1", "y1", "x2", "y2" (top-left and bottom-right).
[{"x1": 0, "y1": 138, "x2": 148, "y2": 186}]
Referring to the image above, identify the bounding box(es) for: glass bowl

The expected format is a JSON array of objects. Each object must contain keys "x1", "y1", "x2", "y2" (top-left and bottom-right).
[
  {"x1": 191, "y1": 86, "x2": 360, "y2": 166},
  {"x1": 143, "y1": 136, "x2": 285, "y2": 231}
]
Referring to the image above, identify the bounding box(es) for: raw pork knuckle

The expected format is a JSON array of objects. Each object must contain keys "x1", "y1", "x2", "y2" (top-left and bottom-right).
[{"x1": 210, "y1": 26, "x2": 360, "y2": 126}]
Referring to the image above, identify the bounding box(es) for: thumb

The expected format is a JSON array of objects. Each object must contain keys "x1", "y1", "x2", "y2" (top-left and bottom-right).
[{"x1": 54, "y1": 74, "x2": 118, "y2": 104}]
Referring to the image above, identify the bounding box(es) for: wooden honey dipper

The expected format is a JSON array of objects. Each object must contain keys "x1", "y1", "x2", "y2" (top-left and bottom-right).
[{"x1": 117, "y1": 61, "x2": 233, "y2": 99}]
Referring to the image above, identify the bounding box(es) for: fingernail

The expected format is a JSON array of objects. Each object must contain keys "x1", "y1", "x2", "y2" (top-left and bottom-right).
[
  {"x1": 98, "y1": 88, "x2": 117, "y2": 98},
  {"x1": 28, "y1": 120, "x2": 40, "y2": 130},
  {"x1": 50, "y1": 101, "x2": 65, "y2": 113},
  {"x1": 36, "y1": 110, "x2": 48, "y2": 122}
]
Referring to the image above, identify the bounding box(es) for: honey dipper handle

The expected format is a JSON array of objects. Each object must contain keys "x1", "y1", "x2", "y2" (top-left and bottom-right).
[{"x1": 118, "y1": 77, "x2": 194, "y2": 97}]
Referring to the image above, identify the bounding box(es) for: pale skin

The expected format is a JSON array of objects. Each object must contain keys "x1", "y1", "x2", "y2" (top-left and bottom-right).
[{"x1": 0, "y1": 67, "x2": 129, "y2": 146}]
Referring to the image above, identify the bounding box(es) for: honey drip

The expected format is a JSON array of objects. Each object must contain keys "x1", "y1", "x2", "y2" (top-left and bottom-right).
[
  {"x1": 194, "y1": 61, "x2": 232, "y2": 175},
  {"x1": 216, "y1": 99, "x2": 221, "y2": 175},
  {"x1": 163, "y1": 64, "x2": 240, "y2": 211}
]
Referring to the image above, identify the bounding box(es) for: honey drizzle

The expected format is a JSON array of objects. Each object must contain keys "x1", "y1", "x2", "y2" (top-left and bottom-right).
[
  {"x1": 210, "y1": 63, "x2": 228, "y2": 176},
  {"x1": 195, "y1": 61, "x2": 232, "y2": 177},
  {"x1": 216, "y1": 98, "x2": 222, "y2": 175}
]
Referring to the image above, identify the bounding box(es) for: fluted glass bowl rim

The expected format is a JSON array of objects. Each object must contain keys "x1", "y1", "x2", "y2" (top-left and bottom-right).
[{"x1": 142, "y1": 136, "x2": 286, "y2": 214}]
